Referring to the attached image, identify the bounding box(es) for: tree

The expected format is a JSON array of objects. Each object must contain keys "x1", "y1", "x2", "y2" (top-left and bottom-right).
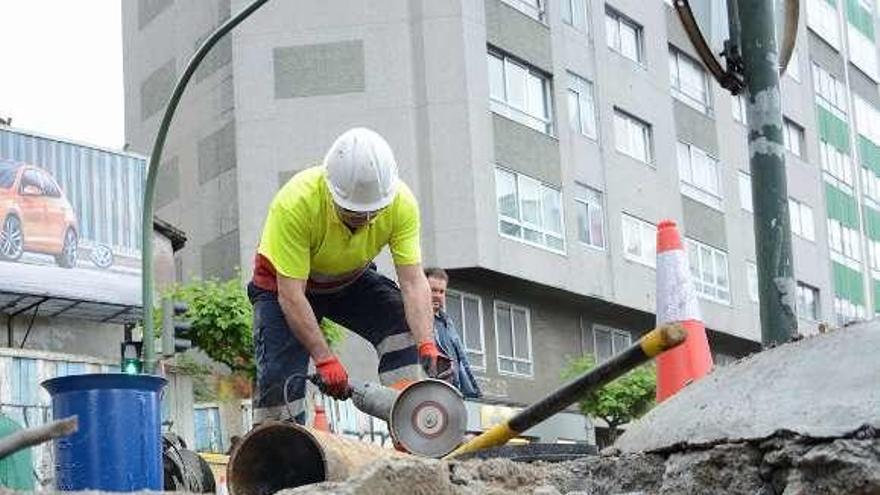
[
  {"x1": 160, "y1": 274, "x2": 346, "y2": 380},
  {"x1": 562, "y1": 355, "x2": 656, "y2": 444}
]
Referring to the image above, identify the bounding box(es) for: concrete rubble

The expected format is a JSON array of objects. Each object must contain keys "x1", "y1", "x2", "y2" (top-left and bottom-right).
[
  {"x1": 271, "y1": 428, "x2": 880, "y2": 495},
  {"x1": 276, "y1": 324, "x2": 880, "y2": 495}
]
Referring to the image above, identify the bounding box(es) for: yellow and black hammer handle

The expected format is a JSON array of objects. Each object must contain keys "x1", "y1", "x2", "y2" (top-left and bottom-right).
[{"x1": 444, "y1": 322, "x2": 687, "y2": 459}]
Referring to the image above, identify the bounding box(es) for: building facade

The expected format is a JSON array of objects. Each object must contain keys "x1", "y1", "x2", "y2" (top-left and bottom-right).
[{"x1": 121, "y1": 0, "x2": 877, "y2": 437}]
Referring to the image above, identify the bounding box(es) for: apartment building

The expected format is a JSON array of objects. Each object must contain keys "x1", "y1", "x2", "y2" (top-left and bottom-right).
[{"x1": 121, "y1": 0, "x2": 878, "y2": 438}]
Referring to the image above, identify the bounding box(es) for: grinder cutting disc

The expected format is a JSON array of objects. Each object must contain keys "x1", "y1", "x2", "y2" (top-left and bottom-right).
[{"x1": 390, "y1": 379, "x2": 467, "y2": 458}]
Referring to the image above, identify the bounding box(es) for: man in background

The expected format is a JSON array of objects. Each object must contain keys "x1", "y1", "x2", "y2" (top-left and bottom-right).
[{"x1": 425, "y1": 268, "x2": 482, "y2": 399}]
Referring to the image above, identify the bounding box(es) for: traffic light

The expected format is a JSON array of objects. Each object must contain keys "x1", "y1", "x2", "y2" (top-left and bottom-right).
[
  {"x1": 121, "y1": 341, "x2": 143, "y2": 374},
  {"x1": 161, "y1": 297, "x2": 193, "y2": 356}
]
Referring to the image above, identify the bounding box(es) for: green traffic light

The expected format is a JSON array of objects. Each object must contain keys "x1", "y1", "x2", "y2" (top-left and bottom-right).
[{"x1": 122, "y1": 358, "x2": 143, "y2": 375}]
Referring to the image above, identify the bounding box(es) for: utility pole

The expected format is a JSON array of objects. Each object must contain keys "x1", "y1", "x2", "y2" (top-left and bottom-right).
[{"x1": 737, "y1": 0, "x2": 797, "y2": 345}]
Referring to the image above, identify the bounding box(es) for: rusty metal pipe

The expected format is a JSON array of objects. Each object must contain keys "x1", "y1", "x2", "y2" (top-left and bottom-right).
[{"x1": 227, "y1": 421, "x2": 405, "y2": 495}]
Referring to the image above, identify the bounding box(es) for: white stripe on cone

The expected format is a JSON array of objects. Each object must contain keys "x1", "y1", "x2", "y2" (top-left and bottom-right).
[{"x1": 656, "y1": 250, "x2": 701, "y2": 324}]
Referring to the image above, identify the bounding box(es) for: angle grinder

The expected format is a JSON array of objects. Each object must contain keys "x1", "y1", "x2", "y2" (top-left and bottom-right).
[{"x1": 304, "y1": 374, "x2": 468, "y2": 458}]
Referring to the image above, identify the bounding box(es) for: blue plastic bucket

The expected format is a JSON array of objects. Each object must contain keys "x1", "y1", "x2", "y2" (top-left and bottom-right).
[{"x1": 41, "y1": 373, "x2": 166, "y2": 491}]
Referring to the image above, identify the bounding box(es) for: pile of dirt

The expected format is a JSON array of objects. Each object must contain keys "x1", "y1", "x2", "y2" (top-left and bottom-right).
[{"x1": 279, "y1": 430, "x2": 880, "y2": 495}]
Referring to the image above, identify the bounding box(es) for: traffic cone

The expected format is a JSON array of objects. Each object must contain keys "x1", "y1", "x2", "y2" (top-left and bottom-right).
[
  {"x1": 217, "y1": 474, "x2": 228, "y2": 495},
  {"x1": 655, "y1": 219, "x2": 713, "y2": 402},
  {"x1": 313, "y1": 403, "x2": 331, "y2": 432}
]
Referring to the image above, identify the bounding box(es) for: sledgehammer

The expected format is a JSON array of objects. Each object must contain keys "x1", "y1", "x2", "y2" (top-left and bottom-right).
[{"x1": 444, "y1": 323, "x2": 687, "y2": 459}]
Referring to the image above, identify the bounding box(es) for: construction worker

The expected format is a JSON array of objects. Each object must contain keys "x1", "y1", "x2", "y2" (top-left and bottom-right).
[
  {"x1": 247, "y1": 127, "x2": 451, "y2": 424},
  {"x1": 425, "y1": 268, "x2": 482, "y2": 399}
]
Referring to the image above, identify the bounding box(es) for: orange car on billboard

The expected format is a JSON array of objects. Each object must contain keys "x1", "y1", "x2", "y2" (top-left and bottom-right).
[{"x1": 0, "y1": 159, "x2": 79, "y2": 268}]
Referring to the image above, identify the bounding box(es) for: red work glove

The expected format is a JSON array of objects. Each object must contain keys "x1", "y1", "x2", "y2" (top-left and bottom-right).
[
  {"x1": 315, "y1": 355, "x2": 350, "y2": 400},
  {"x1": 418, "y1": 342, "x2": 454, "y2": 382}
]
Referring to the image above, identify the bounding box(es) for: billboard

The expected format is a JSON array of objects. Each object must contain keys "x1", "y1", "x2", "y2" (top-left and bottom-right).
[{"x1": 0, "y1": 127, "x2": 145, "y2": 318}]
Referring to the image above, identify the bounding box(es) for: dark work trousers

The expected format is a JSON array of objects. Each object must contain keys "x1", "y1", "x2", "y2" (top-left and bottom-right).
[{"x1": 248, "y1": 268, "x2": 423, "y2": 424}]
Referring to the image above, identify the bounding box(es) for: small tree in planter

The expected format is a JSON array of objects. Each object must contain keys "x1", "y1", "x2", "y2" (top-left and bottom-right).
[{"x1": 562, "y1": 355, "x2": 656, "y2": 446}]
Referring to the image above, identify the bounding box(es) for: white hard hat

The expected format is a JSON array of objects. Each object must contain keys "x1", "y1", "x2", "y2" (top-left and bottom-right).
[{"x1": 323, "y1": 127, "x2": 399, "y2": 212}]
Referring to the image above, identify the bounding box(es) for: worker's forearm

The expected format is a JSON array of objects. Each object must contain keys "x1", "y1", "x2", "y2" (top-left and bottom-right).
[
  {"x1": 277, "y1": 290, "x2": 332, "y2": 361},
  {"x1": 401, "y1": 279, "x2": 434, "y2": 346}
]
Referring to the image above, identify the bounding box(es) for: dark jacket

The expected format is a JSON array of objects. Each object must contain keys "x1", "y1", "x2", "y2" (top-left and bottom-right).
[{"x1": 434, "y1": 310, "x2": 482, "y2": 399}]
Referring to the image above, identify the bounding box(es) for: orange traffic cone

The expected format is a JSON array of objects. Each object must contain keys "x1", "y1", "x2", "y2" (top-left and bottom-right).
[
  {"x1": 217, "y1": 474, "x2": 228, "y2": 495},
  {"x1": 655, "y1": 219, "x2": 713, "y2": 402},
  {"x1": 313, "y1": 403, "x2": 330, "y2": 432}
]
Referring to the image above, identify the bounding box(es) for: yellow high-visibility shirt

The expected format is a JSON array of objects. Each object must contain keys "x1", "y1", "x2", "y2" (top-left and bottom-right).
[{"x1": 256, "y1": 166, "x2": 421, "y2": 289}]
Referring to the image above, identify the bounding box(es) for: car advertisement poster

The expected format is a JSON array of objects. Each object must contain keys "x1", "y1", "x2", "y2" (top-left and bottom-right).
[{"x1": 0, "y1": 128, "x2": 145, "y2": 311}]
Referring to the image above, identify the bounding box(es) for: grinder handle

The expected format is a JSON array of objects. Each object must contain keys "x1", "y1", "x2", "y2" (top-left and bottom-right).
[{"x1": 308, "y1": 373, "x2": 353, "y2": 400}]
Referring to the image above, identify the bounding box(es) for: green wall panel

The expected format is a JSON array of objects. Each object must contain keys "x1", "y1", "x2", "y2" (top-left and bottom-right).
[
  {"x1": 874, "y1": 279, "x2": 880, "y2": 312},
  {"x1": 818, "y1": 105, "x2": 851, "y2": 153},
  {"x1": 858, "y1": 135, "x2": 880, "y2": 176},
  {"x1": 847, "y1": 0, "x2": 875, "y2": 39},
  {"x1": 825, "y1": 182, "x2": 860, "y2": 228},
  {"x1": 865, "y1": 205, "x2": 880, "y2": 240},
  {"x1": 833, "y1": 261, "x2": 865, "y2": 304}
]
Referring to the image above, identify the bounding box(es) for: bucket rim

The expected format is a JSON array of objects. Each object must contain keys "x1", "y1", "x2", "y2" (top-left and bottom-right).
[{"x1": 41, "y1": 373, "x2": 167, "y2": 395}]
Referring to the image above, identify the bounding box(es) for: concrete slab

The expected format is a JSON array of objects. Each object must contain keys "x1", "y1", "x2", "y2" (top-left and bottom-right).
[{"x1": 616, "y1": 322, "x2": 880, "y2": 453}]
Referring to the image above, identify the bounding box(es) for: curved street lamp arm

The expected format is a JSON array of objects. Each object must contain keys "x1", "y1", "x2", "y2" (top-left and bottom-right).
[{"x1": 140, "y1": 0, "x2": 272, "y2": 373}]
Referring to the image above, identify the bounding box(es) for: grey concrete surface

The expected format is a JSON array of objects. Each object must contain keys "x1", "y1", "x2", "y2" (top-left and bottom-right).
[{"x1": 616, "y1": 321, "x2": 880, "y2": 453}]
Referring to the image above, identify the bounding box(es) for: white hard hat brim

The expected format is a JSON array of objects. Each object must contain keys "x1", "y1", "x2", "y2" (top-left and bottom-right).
[{"x1": 326, "y1": 178, "x2": 398, "y2": 212}]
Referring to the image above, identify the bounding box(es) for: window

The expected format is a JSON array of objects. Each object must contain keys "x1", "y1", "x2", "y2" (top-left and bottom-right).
[
  {"x1": 567, "y1": 72, "x2": 597, "y2": 138},
  {"x1": 488, "y1": 51, "x2": 554, "y2": 134},
  {"x1": 194, "y1": 407, "x2": 224, "y2": 453},
  {"x1": 868, "y1": 238, "x2": 880, "y2": 270},
  {"x1": 732, "y1": 93, "x2": 747, "y2": 124},
  {"x1": 812, "y1": 63, "x2": 848, "y2": 119},
  {"x1": 784, "y1": 119, "x2": 805, "y2": 158},
  {"x1": 593, "y1": 325, "x2": 632, "y2": 363},
  {"x1": 848, "y1": 24, "x2": 878, "y2": 79},
  {"x1": 738, "y1": 170, "x2": 753, "y2": 212},
  {"x1": 854, "y1": 95, "x2": 880, "y2": 146},
  {"x1": 686, "y1": 238, "x2": 731, "y2": 304},
  {"x1": 787, "y1": 45, "x2": 801, "y2": 82},
  {"x1": 495, "y1": 168, "x2": 565, "y2": 252},
  {"x1": 828, "y1": 218, "x2": 862, "y2": 264},
  {"x1": 606, "y1": 9, "x2": 643, "y2": 64},
  {"x1": 575, "y1": 183, "x2": 605, "y2": 249},
  {"x1": 622, "y1": 214, "x2": 656, "y2": 267},
  {"x1": 6, "y1": 358, "x2": 44, "y2": 428},
  {"x1": 796, "y1": 282, "x2": 820, "y2": 320},
  {"x1": 677, "y1": 141, "x2": 722, "y2": 209},
  {"x1": 821, "y1": 141, "x2": 855, "y2": 190},
  {"x1": 747, "y1": 262, "x2": 759, "y2": 303},
  {"x1": 501, "y1": 0, "x2": 545, "y2": 22},
  {"x1": 669, "y1": 47, "x2": 711, "y2": 113},
  {"x1": 789, "y1": 198, "x2": 816, "y2": 241},
  {"x1": 494, "y1": 301, "x2": 533, "y2": 377},
  {"x1": 562, "y1": 0, "x2": 587, "y2": 31},
  {"x1": 0, "y1": 162, "x2": 17, "y2": 189},
  {"x1": 807, "y1": 0, "x2": 840, "y2": 48},
  {"x1": 614, "y1": 109, "x2": 652, "y2": 163},
  {"x1": 834, "y1": 296, "x2": 865, "y2": 324},
  {"x1": 864, "y1": 167, "x2": 880, "y2": 206},
  {"x1": 19, "y1": 169, "x2": 44, "y2": 195},
  {"x1": 446, "y1": 290, "x2": 486, "y2": 370}
]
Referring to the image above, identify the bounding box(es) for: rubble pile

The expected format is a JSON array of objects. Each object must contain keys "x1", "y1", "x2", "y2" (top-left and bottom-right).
[{"x1": 278, "y1": 429, "x2": 880, "y2": 495}]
